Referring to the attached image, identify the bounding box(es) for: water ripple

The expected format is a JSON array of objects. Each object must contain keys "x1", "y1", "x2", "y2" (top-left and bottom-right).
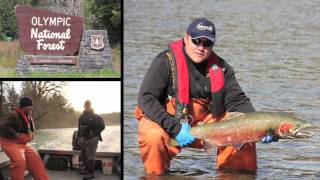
[{"x1": 124, "y1": 0, "x2": 320, "y2": 179}]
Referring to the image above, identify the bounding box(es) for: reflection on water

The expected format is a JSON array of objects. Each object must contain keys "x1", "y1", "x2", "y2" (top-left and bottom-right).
[
  {"x1": 124, "y1": 0, "x2": 320, "y2": 179},
  {"x1": 32, "y1": 127, "x2": 121, "y2": 153}
]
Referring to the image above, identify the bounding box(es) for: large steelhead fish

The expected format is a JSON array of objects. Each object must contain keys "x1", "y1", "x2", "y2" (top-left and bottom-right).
[{"x1": 170, "y1": 112, "x2": 314, "y2": 149}]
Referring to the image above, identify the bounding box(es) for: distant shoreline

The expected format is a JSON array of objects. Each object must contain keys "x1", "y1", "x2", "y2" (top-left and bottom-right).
[
  {"x1": 35, "y1": 112, "x2": 121, "y2": 129},
  {"x1": 36, "y1": 125, "x2": 120, "y2": 130}
]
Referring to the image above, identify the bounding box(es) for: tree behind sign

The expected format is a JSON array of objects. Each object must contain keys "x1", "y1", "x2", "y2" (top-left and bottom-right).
[{"x1": 85, "y1": 0, "x2": 121, "y2": 47}]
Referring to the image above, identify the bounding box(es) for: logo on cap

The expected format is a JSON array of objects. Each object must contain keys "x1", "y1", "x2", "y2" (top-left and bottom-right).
[{"x1": 197, "y1": 23, "x2": 213, "y2": 31}]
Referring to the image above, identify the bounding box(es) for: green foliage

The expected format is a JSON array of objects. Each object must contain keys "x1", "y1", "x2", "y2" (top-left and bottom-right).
[
  {"x1": 0, "y1": 68, "x2": 17, "y2": 77},
  {"x1": 34, "y1": 92, "x2": 78, "y2": 128},
  {"x1": 1, "y1": 81, "x2": 75, "y2": 128},
  {"x1": 100, "y1": 112, "x2": 120, "y2": 126},
  {"x1": 31, "y1": 0, "x2": 40, "y2": 6},
  {"x1": 0, "y1": 65, "x2": 120, "y2": 78},
  {"x1": 0, "y1": 0, "x2": 39, "y2": 39},
  {"x1": 1, "y1": 81, "x2": 120, "y2": 128},
  {"x1": 0, "y1": 41, "x2": 20, "y2": 68},
  {"x1": 85, "y1": 0, "x2": 121, "y2": 47},
  {"x1": 112, "y1": 43, "x2": 121, "y2": 72},
  {"x1": 0, "y1": 0, "x2": 16, "y2": 39},
  {"x1": 1, "y1": 0, "x2": 120, "y2": 44},
  {"x1": 3, "y1": 85, "x2": 20, "y2": 111},
  {"x1": 27, "y1": 68, "x2": 120, "y2": 78},
  {"x1": 17, "y1": 81, "x2": 79, "y2": 128}
]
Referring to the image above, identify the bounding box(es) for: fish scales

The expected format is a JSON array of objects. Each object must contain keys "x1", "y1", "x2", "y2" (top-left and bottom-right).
[{"x1": 169, "y1": 112, "x2": 313, "y2": 148}]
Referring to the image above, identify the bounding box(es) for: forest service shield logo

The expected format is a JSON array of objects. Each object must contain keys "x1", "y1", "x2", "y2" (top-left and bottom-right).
[{"x1": 90, "y1": 35, "x2": 104, "y2": 50}]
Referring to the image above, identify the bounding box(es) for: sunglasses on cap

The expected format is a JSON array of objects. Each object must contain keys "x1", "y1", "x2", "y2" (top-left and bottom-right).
[{"x1": 191, "y1": 38, "x2": 214, "y2": 47}]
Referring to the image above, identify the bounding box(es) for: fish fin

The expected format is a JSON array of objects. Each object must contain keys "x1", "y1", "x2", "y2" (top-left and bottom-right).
[
  {"x1": 168, "y1": 138, "x2": 179, "y2": 147},
  {"x1": 222, "y1": 112, "x2": 245, "y2": 121},
  {"x1": 203, "y1": 139, "x2": 216, "y2": 153}
]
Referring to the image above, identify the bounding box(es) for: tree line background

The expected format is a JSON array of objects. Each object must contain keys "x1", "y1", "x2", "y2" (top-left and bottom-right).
[
  {"x1": 0, "y1": 0, "x2": 120, "y2": 47},
  {"x1": 0, "y1": 81, "x2": 120, "y2": 129}
]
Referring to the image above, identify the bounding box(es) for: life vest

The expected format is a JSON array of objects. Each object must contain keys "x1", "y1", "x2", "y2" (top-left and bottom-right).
[
  {"x1": 13, "y1": 107, "x2": 35, "y2": 133},
  {"x1": 168, "y1": 39, "x2": 226, "y2": 119}
]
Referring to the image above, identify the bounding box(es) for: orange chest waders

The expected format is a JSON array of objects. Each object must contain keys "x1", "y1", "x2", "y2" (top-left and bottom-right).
[
  {"x1": 0, "y1": 135, "x2": 49, "y2": 180},
  {"x1": 135, "y1": 97, "x2": 257, "y2": 174},
  {"x1": 135, "y1": 39, "x2": 256, "y2": 175}
]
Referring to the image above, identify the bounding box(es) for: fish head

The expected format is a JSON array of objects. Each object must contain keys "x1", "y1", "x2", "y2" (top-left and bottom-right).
[{"x1": 276, "y1": 118, "x2": 314, "y2": 139}]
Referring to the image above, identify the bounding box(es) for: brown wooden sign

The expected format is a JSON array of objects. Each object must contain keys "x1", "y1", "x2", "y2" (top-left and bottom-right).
[
  {"x1": 28, "y1": 56, "x2": 77, "y2": 65},
  {"x1": 15, "y1": 5, "x2": 83, "y2": 55}
]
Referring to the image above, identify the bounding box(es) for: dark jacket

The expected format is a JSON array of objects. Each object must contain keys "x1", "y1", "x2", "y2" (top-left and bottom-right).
[
  {"x1": 138, "y1": 48, "x2": 255, "y2": 138},
  {"x1": 78, "y1": 110, "x2": 103, "y2": 141},
  {"x1": 0, "y1": 109, "x2": 35, "y2": 139}
]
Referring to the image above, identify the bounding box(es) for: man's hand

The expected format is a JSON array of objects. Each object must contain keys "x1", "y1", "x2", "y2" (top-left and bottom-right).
[
  {"x1": 261, "y1": 132, "x2": 279, "y2": 143},
  {"x1": 175, "y1": 122, "x2": 195, "y2": 147}
]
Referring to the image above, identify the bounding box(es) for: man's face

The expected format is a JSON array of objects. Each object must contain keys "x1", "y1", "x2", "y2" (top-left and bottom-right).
[
  {"x1": 84, "y1": 104, "x2": 91, "y2": 111},
  {"x1": 183, "y1": 34, "x2": 213, "y2": 63},
  {"x1": 21, "y1": 106, "x2": 33, "y2": 115}
]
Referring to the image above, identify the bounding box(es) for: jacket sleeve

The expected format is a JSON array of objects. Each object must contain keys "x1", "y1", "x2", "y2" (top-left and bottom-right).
[
  {"x1": 0, "y1": 112, "x2": 18, "y2": 139},
  {"x1": 138, "y1": 51, "x2": 182, "y2": 138},
  {"x1": 222, "y1": 60, "x2": 255, "y2": 113}
]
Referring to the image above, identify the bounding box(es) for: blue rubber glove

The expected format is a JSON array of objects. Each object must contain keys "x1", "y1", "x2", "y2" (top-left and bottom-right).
[
  {"x1": 261, "y1": 132, "x2": 279, "y2": 143},
  {"x1": 175, "y1": 122, "x2": 195, "y2": 147}
]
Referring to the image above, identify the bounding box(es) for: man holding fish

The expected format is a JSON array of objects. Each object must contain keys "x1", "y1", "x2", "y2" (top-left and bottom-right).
[{"x1": 135, "y1": 18, "x2": 281, "y2": 175}]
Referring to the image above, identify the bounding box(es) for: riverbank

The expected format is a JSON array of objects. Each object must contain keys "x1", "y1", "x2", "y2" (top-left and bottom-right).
[{"x1": 0, "y1": 40, "x2": 121, "y2": 77}]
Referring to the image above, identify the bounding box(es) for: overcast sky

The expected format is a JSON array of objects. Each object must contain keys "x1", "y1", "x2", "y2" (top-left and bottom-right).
[{"x1": 6, "y1": 81, "x2": 121, "y2": 114}]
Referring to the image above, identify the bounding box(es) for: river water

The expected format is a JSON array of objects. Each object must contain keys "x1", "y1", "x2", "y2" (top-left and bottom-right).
[
  {"x1": 124, "y1": 0, "x2": 320, "y2": 179},
  {"x1": 32, "y1": 126, "x2": 121, "y2": 153}
]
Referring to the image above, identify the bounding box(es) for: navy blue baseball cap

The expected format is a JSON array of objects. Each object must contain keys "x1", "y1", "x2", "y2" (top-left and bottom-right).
[
  {"x1": 19, "y1": 97, "x2": 33, "y2": 108},
  {"x1": 187, "y1": 18, "x2": 216, "y2": 43}
]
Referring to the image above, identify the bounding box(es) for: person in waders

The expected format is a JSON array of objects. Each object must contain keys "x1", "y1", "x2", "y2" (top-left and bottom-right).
[
  {"x1": 0, "y1": 97, "x2": 49, "y2": 180},
  {"x1": 78, "y1": 100, "x2": 105, "y2": 180},
  {"x1": 134, "y1": 18, "x2": 278, "y2": 175}
]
